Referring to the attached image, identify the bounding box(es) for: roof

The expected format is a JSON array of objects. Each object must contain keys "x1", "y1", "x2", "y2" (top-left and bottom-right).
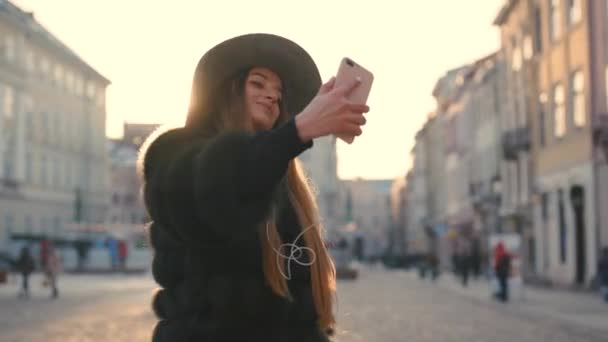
[{"x1": 493, "y1": 0, "x2": 518, "y2": 26}]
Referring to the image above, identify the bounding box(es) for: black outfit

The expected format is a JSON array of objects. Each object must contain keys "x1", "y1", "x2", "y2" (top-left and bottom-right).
[
  {"x1": 495, "y1": 255, "x2": 511, "y2": 302},
  {"x1": 141, "y1": 118, "x2": 331, "y2": 342},
  {"x1": 599, "y1": 253, "x2": 608, "y2": 287},
  {"x1": 16, "y1": 250, "x2": 35, "y2": 298}
]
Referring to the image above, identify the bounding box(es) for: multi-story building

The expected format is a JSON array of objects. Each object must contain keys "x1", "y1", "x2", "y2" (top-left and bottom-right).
[
  {"x1": 494, "y1": 0, "x2": 538, "y2": 280},
  {"x1": 468, "y1": 53, "x2": 506, "y2": 267},
  {"x1": 106, "y1": 123, "x2": 159, "y2": 227},
  {"x1": 299, "y1": 136, "x2": 342, "y2": 238},
  {"x1": 340, "y1": 178, "x2": 393, "y2": 260},
  {"x1": 426, "y1": 66, "x2": 471, "y2": 267},
  {"x1": 0, "y1": 1, "x2": 110, "y2": 251},
  {"x1": 495, "y1": 0, "x2": 608, "y2": 287},
  {"x1": 408, "y1": 126, "x2": 429, "y2": 254},
  {"x1": 389, "y1": 175, "x2": 408, "y2": 257}
]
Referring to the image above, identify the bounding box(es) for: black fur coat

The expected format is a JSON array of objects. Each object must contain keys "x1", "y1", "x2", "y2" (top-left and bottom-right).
[{"x1": 139, "y1": 119, "x2": 332, "y2": 342}]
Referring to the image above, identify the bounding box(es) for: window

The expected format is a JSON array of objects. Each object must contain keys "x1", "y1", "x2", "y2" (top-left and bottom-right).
[
  {"x1": 3, "y1": 86, "x2": 14, "y2": 121},
  {"x1": 570, "y1": 70, "x2": 585, "y2": 126},
  {"x1": 53, "y1": 216, "x2": 61, "y2": 233},
  {"x1": 48, "y1": 112, "x2": 55, "y2": 143},
  {"x1": 86, "y1": 81, "x2": 95, "y2": 99},
  {"x1": 54, "y1": 64, "x2": 63, "y2": 88},
  {"x1": 25, "y1": 215, "x2": 33, "y2": 232},
  {"x1": 40, "y1": 217, "x2": 48, "y2": 232},
  {"x1": 523, "y1": 35, "x2": 533, "y2": 60},
  {"x1": 3, "y1": 157, "x2": 12, "y2": 180},
  {"x1": 558, "y1": 189, "x2": 567, "y2": 264},
  {"x1": 40, "y1": 57, "x2": 50, "y2": 77},
  {"x1": 534, "y1": 5, "x2": 543, "y2": 53},
  {"x1": 539, "y1": 92, "x2": 547, "y2": 146},
  {"x1": 75, "y1": 76, "x2": 83, "y2": 96},
  {"x1": 41, "y1": 156, "x2": 47, "y2": 186},
  {"x1": 4, "y1": 214, "x2": 14, "y2": 233},
  {"x1": 53, "y1": 158, "x2": 61, "y2": 188},
  {"x1": 550, "y1": 0, "x2": 562, "y2": 42},
  {"x1": 568, "y1": 0, "x2": 582, "y2": 26},
  {"x1": 41, "y1": 112, "x2": 48, "y2": 141},
  {"x1": 25, "y1": 152, "x2": 32, "y2": 182},
  {"x1": 606, "y1": 65, "x2": 608, "y2": 111},
  {"x1": 541, "y1": 193, "x2": 549, "y2": 221},
  {"x1": 4, "y1": 35, "x2": 14, "y2": 61},
  {"x1": 512, "y1": 45, "x2": 522, "y2": 71},
  {"x1": 65, "y1": 71, "x2": 74, "y2": 93},
  {"x1": 25, "y1": 51, "x2": 35, "y2": 72},
  {"x1": 553, "y1": 83, "x2": 566, "y2": 137},
  {"x1": 65, "y1": 160, "x2": 71, "y2": 189}
]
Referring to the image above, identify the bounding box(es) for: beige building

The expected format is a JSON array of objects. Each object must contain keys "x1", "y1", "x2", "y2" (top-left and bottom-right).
[
  {"x1": 0, "y1": 2, "x2": 110, "y2": 250},
  {"x1": 495, "y1": 0, "x2": 608, "y2": 286},
  {"x1": 408, "y1": 125, "x2": 430, "y2": 254},
  {"x1": 389, "y1": 175, "x2": 407, "y2": 256},
  {"x1": 299, "y1": 136, "x2": 343, "y2": 238},
  {"x1": 106, "y1": 123, "x2": 159, "y2": 226},
  {"x1": 340, "y1": 178, "x2": 393, "y2": 259},
  {"x1": 468, "y1": 53, "x2": 507, "y2": 266}
]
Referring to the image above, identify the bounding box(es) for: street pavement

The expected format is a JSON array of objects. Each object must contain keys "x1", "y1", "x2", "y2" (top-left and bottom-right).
[{"x1": 0, "y1": 265, "x2": 606, "y2": 341}]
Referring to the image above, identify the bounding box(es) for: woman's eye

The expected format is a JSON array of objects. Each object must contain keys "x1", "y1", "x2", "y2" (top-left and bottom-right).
[{"x1": 251, "y1": 80, "x2": 264, "y2": 88}]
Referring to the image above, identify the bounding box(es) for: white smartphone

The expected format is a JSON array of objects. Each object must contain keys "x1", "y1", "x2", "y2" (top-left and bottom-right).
[{"x1": 334, "y1": 57, "x2": 374, "y2": 144}]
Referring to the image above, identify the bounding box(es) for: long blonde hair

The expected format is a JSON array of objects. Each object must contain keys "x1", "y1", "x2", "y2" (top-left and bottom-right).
[
  {"x1": 261, "y1": 160, "x2": 336, "y2": 330},
  {"x1": 186, "y1": 68, "x2": 336, "y2": 330}
]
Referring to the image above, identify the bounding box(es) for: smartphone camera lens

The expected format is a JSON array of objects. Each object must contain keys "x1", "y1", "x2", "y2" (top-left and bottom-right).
[{"x1": 346, "y1": 58, "x2": 354, "y2": 67}]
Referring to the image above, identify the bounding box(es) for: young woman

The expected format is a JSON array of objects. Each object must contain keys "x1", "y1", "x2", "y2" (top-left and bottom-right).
[{"x1": 139, "y1": 33, "x2": 369, "y2": 341}]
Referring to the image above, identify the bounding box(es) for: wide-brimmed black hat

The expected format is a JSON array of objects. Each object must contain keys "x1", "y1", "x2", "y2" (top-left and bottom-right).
[{"x1": 186, "y1": 33, "x2": 321, "y2": 127}]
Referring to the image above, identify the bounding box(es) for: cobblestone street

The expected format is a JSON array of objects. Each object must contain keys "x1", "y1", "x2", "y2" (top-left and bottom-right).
[{"x1": 1, "y1": 266, "x2": 607, "y2": 341}]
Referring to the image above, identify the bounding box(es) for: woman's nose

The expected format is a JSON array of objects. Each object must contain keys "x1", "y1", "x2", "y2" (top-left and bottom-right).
[{"x1": 265, "y1": 90, "x2": 279, "y2": 102}]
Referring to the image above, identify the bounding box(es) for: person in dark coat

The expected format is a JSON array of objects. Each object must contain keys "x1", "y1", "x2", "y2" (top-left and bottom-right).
[
  {"x1": 16, "y1": 246, "x2": 35, "y2": 299},
  {"x1": 598, "y1": 247, "x2": 608, "y2": 303},
  {"x1": 138, "y1": 33, "x2": 369, "y2": 342}
]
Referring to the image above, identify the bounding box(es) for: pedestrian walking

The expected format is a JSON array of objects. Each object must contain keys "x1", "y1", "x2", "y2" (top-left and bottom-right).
[
  {"x1": 118, "y1": 239, "x2": 128, "y2": 271},
  {"x1": 139, "y1": 33, "x2": 369, "y2": 341},
  {"x1": 16, "y1": 246, "x2": 35, "y2": 299},
  {"x1": 44, "y1": 246, "x2": 61, "y2": 299},
  {"x1": 493, "y1": 242, "x2": 511, "y2": 303},
  {"x1": 598, "y1": 246, "x2": 608, "y2": 303},
  {"x1": 457, "y1": 237, "x2": 471, "y2": 287}
]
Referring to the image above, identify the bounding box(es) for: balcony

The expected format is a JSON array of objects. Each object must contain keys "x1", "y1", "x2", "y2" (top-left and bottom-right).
[
  {"x1": 593, "y1": 114, "x2": 608, "y2": 151},
  {"x1": 502, "y1": 127, "x2": 531, "y2": 160}
]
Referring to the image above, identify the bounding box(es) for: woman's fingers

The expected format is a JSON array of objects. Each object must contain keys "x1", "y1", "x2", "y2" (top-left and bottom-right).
[
  {"x1": 346, "y1": 103, "x2": 370, "y2": 113},
  {"x1": 344, "y1": 113, "x2": 367, "y2": 126},
  {"x1": 338, "y1": 123, "x2": 363, "y2": 136},
  {"x1": 318, "y1": 77, "x2": 336, "y2": 95}
]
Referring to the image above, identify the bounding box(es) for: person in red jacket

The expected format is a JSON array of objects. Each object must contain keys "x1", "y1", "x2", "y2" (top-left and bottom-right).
[{"x1": 493, "y1": 242, "x2": 512, "y2": 302}]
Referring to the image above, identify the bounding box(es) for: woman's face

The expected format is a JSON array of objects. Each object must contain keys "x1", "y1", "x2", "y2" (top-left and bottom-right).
[{"x1": 243, "y1": 67, "x2": 283, "y2": 131}]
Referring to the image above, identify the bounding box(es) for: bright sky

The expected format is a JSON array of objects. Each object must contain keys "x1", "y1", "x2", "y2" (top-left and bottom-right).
[{"x1": 12, "y1": 0, "x2": 504, "y2": 180}]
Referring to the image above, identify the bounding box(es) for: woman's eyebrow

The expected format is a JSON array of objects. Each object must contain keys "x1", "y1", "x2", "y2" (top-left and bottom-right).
[{"x1": 250, "y1": 72, "x2": 282, "y2": 92}]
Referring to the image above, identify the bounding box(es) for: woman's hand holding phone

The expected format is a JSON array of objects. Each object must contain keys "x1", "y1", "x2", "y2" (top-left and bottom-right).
[{"x1": 295, "y1": 77, "x2": 369, "y2": 143}]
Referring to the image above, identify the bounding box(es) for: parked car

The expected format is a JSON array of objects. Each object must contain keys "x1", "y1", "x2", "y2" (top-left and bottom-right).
[{"x1": 328, "y1": 238, "x2": 358, "y2": 280}]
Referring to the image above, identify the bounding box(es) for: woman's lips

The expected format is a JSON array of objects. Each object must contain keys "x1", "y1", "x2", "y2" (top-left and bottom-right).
[{"x1": 257, "y1": 102, "x2": 272, "y2": 114}]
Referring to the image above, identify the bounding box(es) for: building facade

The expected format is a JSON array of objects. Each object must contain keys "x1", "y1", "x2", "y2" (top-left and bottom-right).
[
  {"x1": 106, "y1": 123, "x2": 159, "y2": 227},
  {"x1": 299, "y1": 135, "x2": 343, "y2": 239},
  {"x1": 0, "y1": 1, "x2": 110, "y2": 251},
  {"x1": 340, "y1": 178, "x2": 393, "y2": 260},
  {"x1": 495, "y1": 0, "x2": 608, "y2": 286}
]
